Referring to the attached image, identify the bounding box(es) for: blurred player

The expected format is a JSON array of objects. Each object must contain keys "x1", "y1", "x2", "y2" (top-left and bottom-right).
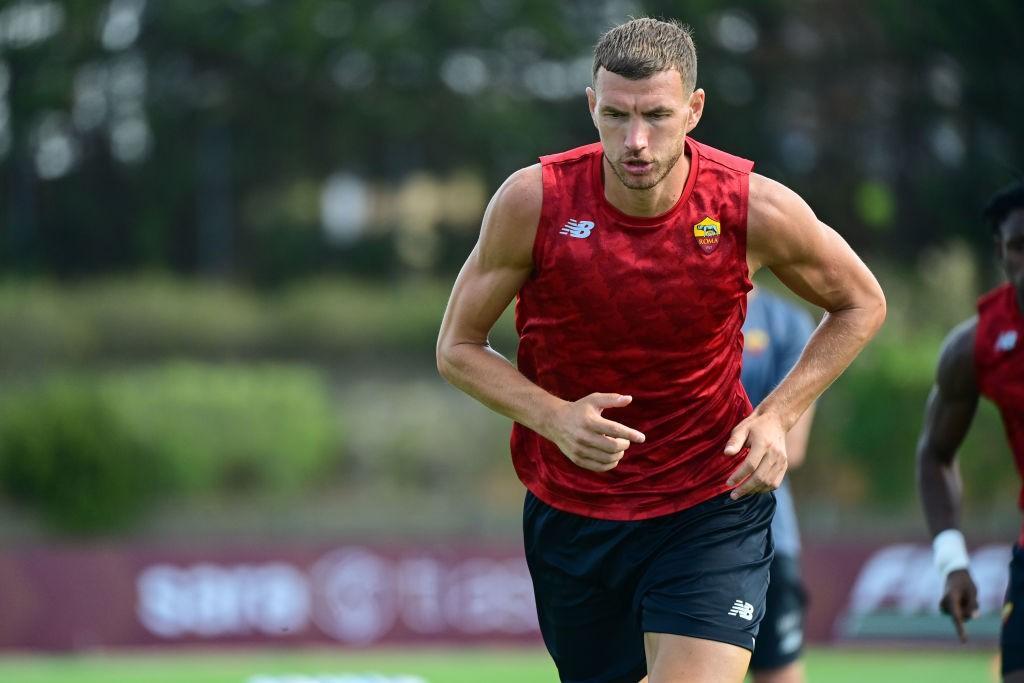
[
  {"x1": 742, "y1": 288, "x2": 816, "y2": 683},
  {"x1": 437, "y1": 17, "x2": 885, "y2": 683},
  {"x1": 917, "y1": 180, "x2": 1024, "y2": 683}
]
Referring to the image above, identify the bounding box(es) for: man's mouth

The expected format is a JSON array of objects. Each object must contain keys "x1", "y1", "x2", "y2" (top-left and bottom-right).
[{"x1": 622, "y1": 159, "x2": 653, "y2": 175}]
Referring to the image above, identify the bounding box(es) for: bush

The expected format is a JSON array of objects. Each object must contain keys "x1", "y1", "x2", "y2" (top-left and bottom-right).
[
  {"x1": 102, "y1": 362, "x2": 340, "y2": 494},
  {"x1": 0, "y1": 275, "x2": 519, "y2": 368},
  {"x1": 0, "y1": 380, "x2": 158, "y2": 533},
  {"x1": 0, "y1": 363, "x2": 341, "y2": 534}
]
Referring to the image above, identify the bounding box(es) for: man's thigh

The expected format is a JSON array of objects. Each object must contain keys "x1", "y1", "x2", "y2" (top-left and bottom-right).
[
  {"x1": 639, "y1": 492, "x2": 775, "y2": 654},
  {"x1": 644, "y1": 632, "x2": 751, "y2": 683},
  {"x1": 524, "y1": 492, "x2": 647, "y2": 683}
]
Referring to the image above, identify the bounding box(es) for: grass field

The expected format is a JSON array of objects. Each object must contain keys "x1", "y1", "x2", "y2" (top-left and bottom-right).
[{"x1": 0, "y1": 647, "x2": 999, "y2": 683}]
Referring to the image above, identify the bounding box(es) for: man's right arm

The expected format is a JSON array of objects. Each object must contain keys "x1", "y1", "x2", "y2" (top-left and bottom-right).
[
  {"x1": 436, "y1": 165, "x2": 645, "y2": 473},
  {"x1": 915, "y1": 317, "x2": 980, "y2": 641}
]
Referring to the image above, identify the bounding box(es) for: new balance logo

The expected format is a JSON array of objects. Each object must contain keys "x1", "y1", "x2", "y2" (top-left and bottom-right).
[
  {"x1": 560, "y1": 218, "x2": 595, "y2": 239},
  {"x1": 996, "y1": 330, "x2": 1018, "y2": 352},
  {"x1": 728, "y1": 600, "x2": 754, "y2": 621}
]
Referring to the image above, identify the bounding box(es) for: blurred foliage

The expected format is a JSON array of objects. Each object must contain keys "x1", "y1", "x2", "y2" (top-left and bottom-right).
[
  {"x1": 102, "y1": 362, "x2": 339, "y2": 494},
  {"x1": 0, "y1": 362, "x2": 341, "y2": 533},
  {"x1": 0, "y1": 1, "x2": 1021, "y2": 280},
  {"x1": 0, "y1": 378, "x2": 157, "y2": 533},
  {"x1": 0, "y1": 275, "x2": 518, "y2": 369}
]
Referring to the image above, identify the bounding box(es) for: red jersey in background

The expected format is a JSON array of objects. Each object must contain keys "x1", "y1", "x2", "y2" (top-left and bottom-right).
[{"x1": 975, "y1": 283, "x2": 1024, "y2": 546}]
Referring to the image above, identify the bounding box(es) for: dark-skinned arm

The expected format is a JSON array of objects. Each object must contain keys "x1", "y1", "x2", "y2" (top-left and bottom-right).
[{"x1": 916, "y1": 317, "x2": 981, "y2": 642}]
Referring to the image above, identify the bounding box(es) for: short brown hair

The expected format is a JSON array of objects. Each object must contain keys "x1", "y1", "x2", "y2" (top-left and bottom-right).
[{"x1": 593, "y1": 17, "x2": 697, "y2": 92}]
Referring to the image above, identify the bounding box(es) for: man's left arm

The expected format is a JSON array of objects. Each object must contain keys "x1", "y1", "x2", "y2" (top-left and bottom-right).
[
  {"x1": 726, "y1": 174, "x2": 886, "y2": 498},
  {"x1": 778, "y1": 306, "x2": 818, "y2": 469}
]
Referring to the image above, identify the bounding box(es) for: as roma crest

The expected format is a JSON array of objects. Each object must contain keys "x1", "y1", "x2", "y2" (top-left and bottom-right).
[{"x1": 693, "y1": 216, "x2": 722, "y2": 254}]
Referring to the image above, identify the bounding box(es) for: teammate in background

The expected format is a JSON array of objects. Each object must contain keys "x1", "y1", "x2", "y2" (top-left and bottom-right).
[
  {"x1": 438, "y1": 17, "x2": 885, "y2": 683},
  {"x1": 917, "y1": 181, "x2": 1024, "y2": 683},
  {"x1": 742, "y1": 288, "x2": 816, "y2": 683}
]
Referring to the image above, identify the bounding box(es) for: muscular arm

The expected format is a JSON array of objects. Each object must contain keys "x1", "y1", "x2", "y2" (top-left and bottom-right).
[
  {"x1": 778, "y1": 302, "x2": 818, "y2": 468},
  {"x1": 726, "y1": 175, "x2": 885, "y2": 497},
  {"x1": 916, "y1": 319, "x2": 980, "y2": 536},
  {"x1": 746, "y1": 174, "x2": 887, "y2": 430},
  {"x1": 436, "y1": 165, "x2": 553, "y2": 428},
  {"x1": 437, "y1": 165, "x2": 645, "y2": 471}
]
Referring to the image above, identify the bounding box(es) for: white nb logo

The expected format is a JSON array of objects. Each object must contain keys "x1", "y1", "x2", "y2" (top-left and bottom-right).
[
  {"x1": 996, "y1": 330, "x2": 1018, "y2": 352},
  {"x1": 728, "y1": 600, "x2": 754, "y2": 621},
  {"x1": 560, "y1": 218, "x2": 594, "y2": 239}
]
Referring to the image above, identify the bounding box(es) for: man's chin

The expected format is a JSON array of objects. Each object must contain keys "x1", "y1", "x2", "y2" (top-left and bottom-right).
[{"x1": 614, "y1": 165, "x2": 663, "y2": 190}]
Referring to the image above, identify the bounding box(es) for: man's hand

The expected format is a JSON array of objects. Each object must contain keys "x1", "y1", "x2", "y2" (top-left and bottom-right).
[
  {"x1": 724, "y1": 411, "x2": 789, "y2": 499},
  {"x1": 940, "y1": 568, "x2": 979, "y2": 643},
  {"x1": 546, "y1": 393, "x2": 646, "y2": 472}
]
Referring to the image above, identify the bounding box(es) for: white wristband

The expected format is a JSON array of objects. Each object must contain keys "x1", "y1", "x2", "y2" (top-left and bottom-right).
[{"x1": 932, "y1": 528, "x2": 970, "y2": 579}]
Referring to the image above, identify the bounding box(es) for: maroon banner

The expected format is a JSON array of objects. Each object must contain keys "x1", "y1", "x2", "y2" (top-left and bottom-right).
[
  {"x1": 0, "y1": 543, "x2": 540, "y2": 650},
  {"x1": 0, "y1": 540, "x2": 1011, "y2": 650}
]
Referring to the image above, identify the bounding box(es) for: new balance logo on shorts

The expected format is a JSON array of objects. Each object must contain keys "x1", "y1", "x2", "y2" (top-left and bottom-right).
[
  {"x1": 560, "y1": 218, "x2": 594, "y2": 239},
  {"x1": 728, "y1": 599, "x2": 754, "y2": 621}
]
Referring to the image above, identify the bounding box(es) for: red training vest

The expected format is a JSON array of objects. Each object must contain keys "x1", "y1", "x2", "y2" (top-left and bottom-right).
[
  {"x1": 975, "y1": 283, "x2": 1024, "y2": 546},
  {"x1": 512, "y1": 137, "x2": 754, "y2": 520}
]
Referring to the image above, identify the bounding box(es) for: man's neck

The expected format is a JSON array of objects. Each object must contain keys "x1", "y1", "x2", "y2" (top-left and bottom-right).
[{"x1": 602, "y1": 149, "x2": 691, "y2": 218}]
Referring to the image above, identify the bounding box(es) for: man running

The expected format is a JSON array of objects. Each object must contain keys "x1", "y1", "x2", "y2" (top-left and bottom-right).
[
  {"x1": 437, "y1": 17, "x2": 885, "y2": 683},
  {"x1": 917, "y1": 180, "x2": 1024, "y2": 683}
]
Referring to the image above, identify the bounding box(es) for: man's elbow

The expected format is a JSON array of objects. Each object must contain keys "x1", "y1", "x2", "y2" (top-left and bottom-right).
[
  {"x1": 436, "y1": 336, "x2": 477, "y2": 384},
  {"x1": 867, "y1": 287, "x2": 887, "y2": 336},
  {"x1": 854, "y1": 285, "x2": 887, "y2": 342},
  {"x1": 436, "y1": 338, "x2": 455, "y2": 383}
]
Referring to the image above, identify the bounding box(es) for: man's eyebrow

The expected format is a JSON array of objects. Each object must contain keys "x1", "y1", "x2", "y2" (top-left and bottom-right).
[{"x1": 643, "y1": 106, "x2": 673, "y2": 114}]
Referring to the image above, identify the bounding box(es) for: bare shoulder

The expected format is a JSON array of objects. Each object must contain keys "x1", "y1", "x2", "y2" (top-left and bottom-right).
[
  {"x1": 936, "y1": 317, "x2": 978, "y2": 396},
  {"x1": 478, "y1": 163, "x2": 543, "y2": 270},
  {"x1": 746, "y1": 173, "x2": 822, "y2": 271}
]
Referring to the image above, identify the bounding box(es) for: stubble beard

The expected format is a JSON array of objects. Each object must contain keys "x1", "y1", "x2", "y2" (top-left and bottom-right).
[{"x1": 607, "y1": 139, "x2": 686, "y2": 191}]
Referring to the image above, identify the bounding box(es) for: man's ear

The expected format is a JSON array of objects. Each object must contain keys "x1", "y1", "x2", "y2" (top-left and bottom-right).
[
  {"x1": 687, "y1": 88, "x2": 706, "y2": 133},
  {"x1": 586, "y1": 86, "x2": 598, "y2": 128}
]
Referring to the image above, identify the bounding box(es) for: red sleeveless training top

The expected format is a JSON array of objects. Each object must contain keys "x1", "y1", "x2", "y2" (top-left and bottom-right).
[
  {"x1": 512, "y1": 137, "x2": 754, "y2": 520},
  {"x1": 975, "y1": 283, "x2": 1024, "y2": 546}
]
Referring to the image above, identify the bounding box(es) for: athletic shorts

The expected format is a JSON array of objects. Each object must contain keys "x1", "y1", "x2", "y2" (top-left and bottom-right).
[
  {"x1": 523, "y1": 489, "x2": 775, "y2": 683},
  {"x1": 749, "y1": 553, "x2": 806, "y2": 672},
  {"x1": 1003, "y1": 544, "x2": 1024, "y2": 676}
]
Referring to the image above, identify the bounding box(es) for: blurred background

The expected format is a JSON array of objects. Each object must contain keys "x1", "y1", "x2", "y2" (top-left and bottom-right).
[{"x1": 0, "y1": 0, "x2": 1022, "y2": 681}]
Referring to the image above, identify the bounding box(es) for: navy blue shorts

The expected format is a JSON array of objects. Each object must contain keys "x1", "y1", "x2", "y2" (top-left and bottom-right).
[
  {"x1": 1002, "y1": 545, "x2": 1024, "y2": 676},
  {"x1": 749, "y1": 553, "x2": 805, "y2": 672},
  {"x1": 524, "y1": 490, "x2": 775, "y2": 683}
]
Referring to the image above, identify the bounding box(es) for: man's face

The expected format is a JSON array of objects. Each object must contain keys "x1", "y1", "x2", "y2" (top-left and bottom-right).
[
  {"x1": 586, "y1": 67, "x2": 704, "y2": 191},
  {"x1": 998, "y1": 208, "x2": 1024, "y2": 303}
]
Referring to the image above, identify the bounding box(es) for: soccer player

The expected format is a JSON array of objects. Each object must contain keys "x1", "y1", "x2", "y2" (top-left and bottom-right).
[
  {"x1": 437, "y1": 17, "x2": 885, "y2": 683},
  {"x1": 742, "y1": 288, "x2": 816, "y2": 683},
  {"x1": 917, "y1": 180, "x2": 1024, "y2": 683}
]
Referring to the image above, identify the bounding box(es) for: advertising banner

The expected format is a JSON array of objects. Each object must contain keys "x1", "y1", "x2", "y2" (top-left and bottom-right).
[{"x1": 0, "y1": 540, "x2": 1010, "y2": 650}]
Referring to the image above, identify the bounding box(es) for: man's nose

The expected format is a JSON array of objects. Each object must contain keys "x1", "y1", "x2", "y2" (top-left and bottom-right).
[{"x1": 624, "y1": 119, "x2": 648, "y2": 152}]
